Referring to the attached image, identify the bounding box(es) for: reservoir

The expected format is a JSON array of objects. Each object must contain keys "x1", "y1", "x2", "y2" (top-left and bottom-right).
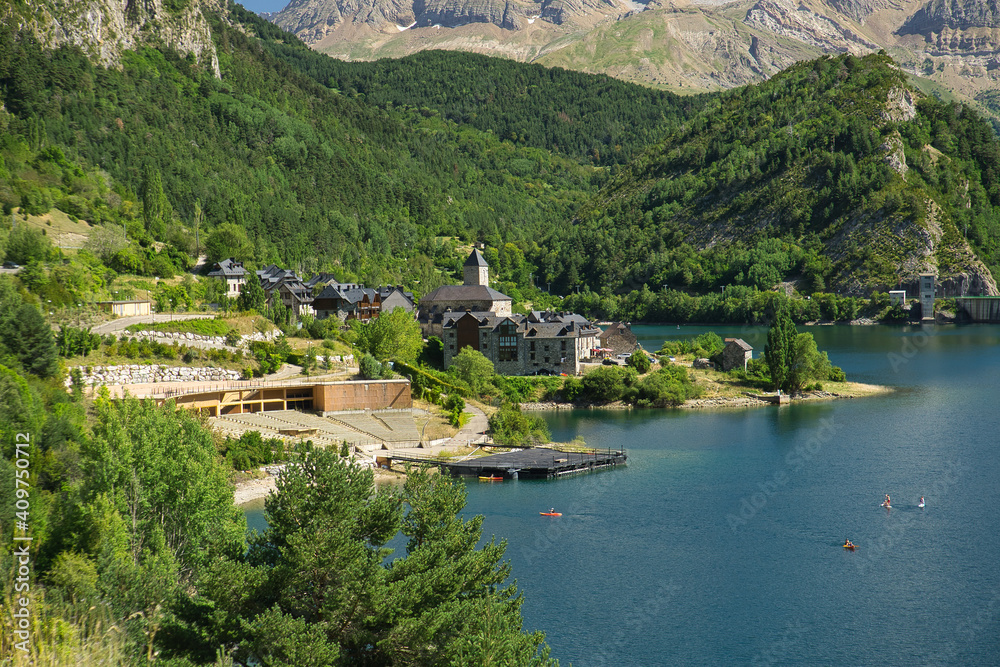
[{"x1": 248, "y1": 324, "x2": 1000, "y2": 664}]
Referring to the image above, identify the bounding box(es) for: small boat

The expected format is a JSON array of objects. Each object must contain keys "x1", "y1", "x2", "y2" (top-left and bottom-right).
[
  {"x1": 918, "y1": 498, "x2": 925, "y2": 508},
  {"x1": 881, "y1": 502, "x2": 891, "y2": 509},
  {"x1": 539, "y1": 511, "x2": 562, "y2": 517},
  {"x1": 843, "y1": 543, "x2": 857, "y2": 550},
  {"x1": 478, "y1": 476, "x2": 503, "y2": 481}
]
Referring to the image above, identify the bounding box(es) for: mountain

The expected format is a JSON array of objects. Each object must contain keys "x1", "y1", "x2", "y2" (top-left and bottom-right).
[
  {"x1": 267, "y1": 0, "x2": 1000, "y2": 127},
  {"x1": 536, "y1": 53, "x2": 1000, "y2": 297},
  {"x1": 0, "y1": 0, "x2": 616, "y2": 290},
  {"x1": 0, "y1": 0, "x2": 225, "y2": 73},
  {"x1": 2, "y1": 0, "x2": 998, "y2": 302}
]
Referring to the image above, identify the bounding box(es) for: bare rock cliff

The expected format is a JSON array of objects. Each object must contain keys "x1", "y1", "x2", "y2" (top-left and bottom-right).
[
  {"x1": 901, "y1": 0, "x2": 1000, "y2": 34},
  {"x1": 1, "y1": 0, "x2": 225, "y2": 76}
]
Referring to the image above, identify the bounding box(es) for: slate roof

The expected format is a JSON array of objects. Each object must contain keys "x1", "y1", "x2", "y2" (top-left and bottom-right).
[
  {"x1": 315, "y1": 284, "x2": 377, "y2": 305},
  {"x1": 441, "y1": 311, "x2": 599, "y2": 338},
  {"x1": 378, "y1": 285, "x2": 414, "y2": 301},
  {"x1": 305, "y1": 273, "x2": 340, "y2": 289},
  {"x1": 207, "y1": 258, "x2": 246, "y2": 278},
  {"x1": 419, "y1": 284, "x2": 512, "y2": 303},
  {"x1": 724, "y1": 338, "x2": 753, "y2": 351},
  {"x1": 464, "y1": 249, "x2": 489, "y2": 267},
  {"x1": 257, "y1": 265, "x2": 301, "y2": 291}
]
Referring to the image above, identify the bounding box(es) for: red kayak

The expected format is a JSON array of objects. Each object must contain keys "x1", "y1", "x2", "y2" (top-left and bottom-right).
[{"x1": 539, "y1": 512, "x2": 562, "y2": 517}]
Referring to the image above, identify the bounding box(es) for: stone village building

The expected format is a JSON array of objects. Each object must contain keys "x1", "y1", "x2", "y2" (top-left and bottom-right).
[
  {"x1": 311, "y1": 283, "x2": 414, "y2": 322},
  {"x1": 418, "y1": 249, "x2": 512, "y2": 337},
  {"x1": 442, "y1": 310, "x2": 602, "y2": 376},
  {"x1": 207, "y1": 258, "x2": 247, "y2": 298},
  {"x1": 599, "y1": 322, "x2": 639, "y2": 358},
  {"x1": 720, "y1": 338, "x2": 753, "y2": 372},
  {"x1": 256, "y1": 264, "x2": 314, "y2": 318}
]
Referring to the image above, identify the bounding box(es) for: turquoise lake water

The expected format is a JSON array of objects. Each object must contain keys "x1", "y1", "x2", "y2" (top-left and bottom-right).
[{"x1": 246, "y1": 324, "x2": 1000, "y2": 665}]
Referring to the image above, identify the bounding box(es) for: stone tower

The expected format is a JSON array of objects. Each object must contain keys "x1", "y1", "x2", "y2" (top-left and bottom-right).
[{"x1": 463, "y1": 249, "x2": 489, "y2": 287}]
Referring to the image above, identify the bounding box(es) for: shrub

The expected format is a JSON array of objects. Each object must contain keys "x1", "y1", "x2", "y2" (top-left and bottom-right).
[
  {"x1": 56, "y1": 326, "x2": 102, "y2": 357},
  {"x1": 581, "y1": 365, "x2": 637, "y2": 402},
  {"x1": 560, "y1": 376, "x2": 584, "y2": 401},
  {"x1": 631, "y1": 365, "x2": 702, "y2": 407},
  {"x1": 225, "y1": 328, "x2": 242, "y2": 347},
  {"x1": 444, "y1": 393, "x2": 465, "y2": 426},
  {"x1": 224, "y1": 431, "x2": 286, "y2": 470},
  {"x1": 488, "y1": 402, "x2": 551, "y2": 447},
  {"x1": 626, "y1": 352, "x2": 652, "y2": 373}
]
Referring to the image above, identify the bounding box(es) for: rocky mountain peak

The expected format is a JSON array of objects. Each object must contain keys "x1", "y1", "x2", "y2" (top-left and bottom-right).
[{"x1": 1, "y1": 0, "x2": 226, "y2": 75}]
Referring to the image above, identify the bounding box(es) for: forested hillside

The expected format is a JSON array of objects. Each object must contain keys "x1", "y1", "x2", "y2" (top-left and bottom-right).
[
  {"x1": 0, "y1": 6, "x2": 615, "y2": 292},
  {"x1": 4, "y1": 1, "x2": 1000, "y2": 309},
  {"x1": 261, "y1": 42, "x2": 703, "y2": 166},
  {"x1": 538, "y1": 53, "x2": 1000, "y2": 297}
]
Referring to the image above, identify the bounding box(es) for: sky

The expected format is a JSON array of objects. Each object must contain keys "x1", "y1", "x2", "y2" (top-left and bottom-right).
[{"x1": 236, "y1": 0, "x2": 288, "y2": 15}]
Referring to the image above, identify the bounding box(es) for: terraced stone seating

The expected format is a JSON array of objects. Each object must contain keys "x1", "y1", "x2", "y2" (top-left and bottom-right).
[{"x1": 210, "y1": 409, "x2": 419, "y2": 449}]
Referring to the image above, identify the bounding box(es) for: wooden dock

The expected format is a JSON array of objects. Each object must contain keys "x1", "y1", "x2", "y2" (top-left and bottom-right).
[{"x1": 386, "y1": 447, "x2": 627, "y2": 480}]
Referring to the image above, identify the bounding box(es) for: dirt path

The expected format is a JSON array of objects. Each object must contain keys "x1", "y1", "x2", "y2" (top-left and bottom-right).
[{"x1": 91, "y1": 312, "x2": 214, "y2": 335}]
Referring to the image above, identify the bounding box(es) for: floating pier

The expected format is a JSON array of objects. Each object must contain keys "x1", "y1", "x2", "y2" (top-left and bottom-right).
[{"x1": 386, "y1": 447, "x2": 627, "y2": 480}]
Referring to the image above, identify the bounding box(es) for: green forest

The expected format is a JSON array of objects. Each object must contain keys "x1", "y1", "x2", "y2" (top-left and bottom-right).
[
  {"x1": 538, "y1": 53, "x2": 1000, "y2": 296},
  {"x1": 4, "y1": 0, "x2": 1000, "y2": 661},
  {"x1": 4, "y1": 3, "x2": 1000, "y2": 310}
]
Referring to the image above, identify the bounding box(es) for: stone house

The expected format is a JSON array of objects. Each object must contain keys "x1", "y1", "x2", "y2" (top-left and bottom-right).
[
  {"x1": 720, "y1": 338, "x2": 753, "y2": 372},
  {"x1": 207, "y1": 258, "x2": 247, "y2": 297},
  {"x1": 273, "y1": 278, "x2": 315, "y2": 318},
  {"x1": 599, "y1": 322, "x2": 639, "y2": 357},
  {"x1": 441, "y1": 310, "x2": 602, "y2": 376},
  {"x1": 254, "y1": 265, "x2": 314, "y2": 318},
  {"x1": 313, "y1": 283, "x2": 381, "y2": 322},
  {"x1": 418, "y1": 249, "x2": 513, "y2": 336},
  {"x1": 312, "y1": 281, "x2": 414, "y2": 322},
  {"x1": 378, "y1": 285, "x2": 415, "y2": 314}
]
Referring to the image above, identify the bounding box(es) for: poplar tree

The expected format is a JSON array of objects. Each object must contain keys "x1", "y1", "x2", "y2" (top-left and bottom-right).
[
  {"x1": 764, "y1": 302, "x2": 796, "y2": 392},
  {"x1": 141, "y1": 165, "x2": 171, "y2": 239},
  {"x1": 238, "y1": 276, "x2": 266, "y2": 313}
]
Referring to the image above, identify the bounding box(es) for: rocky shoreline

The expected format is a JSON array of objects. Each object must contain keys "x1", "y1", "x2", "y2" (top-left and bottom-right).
[{"x1": 519, "y1": 383, "x2": 890, "y2": 412}]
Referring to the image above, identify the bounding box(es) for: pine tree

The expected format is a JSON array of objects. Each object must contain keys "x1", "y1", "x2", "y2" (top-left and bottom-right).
[
  {"x1": 3, "y1": 303, "x2": 58, "y2": 378},
  {"x1": 202, "y1": 450, "x2": 555, "y2": 665}
]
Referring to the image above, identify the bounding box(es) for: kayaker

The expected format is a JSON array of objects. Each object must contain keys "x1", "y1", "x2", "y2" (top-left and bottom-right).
[{"x1": 549, "y1": 508, "x2": 555, "y2": 513}]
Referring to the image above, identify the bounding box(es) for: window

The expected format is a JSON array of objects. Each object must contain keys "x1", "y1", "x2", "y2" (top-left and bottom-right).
[
  {"x1": 499, "y1": 323, "x2": 518, "y2": 362},
  {"x1": 561, "y1": 341, "x2": 567, "y2": 350},
  {"x1": 530, "y1": 341, "x2": 536, "y2": 351},
  {"x1": 530, "y1": 353, "x2": 535, "y2": 361}
]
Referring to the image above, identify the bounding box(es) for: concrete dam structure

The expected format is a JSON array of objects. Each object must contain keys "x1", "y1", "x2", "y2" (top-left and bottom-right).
[{"x1": 955, "y1": 297, "x2": 1000, "y2": 322}]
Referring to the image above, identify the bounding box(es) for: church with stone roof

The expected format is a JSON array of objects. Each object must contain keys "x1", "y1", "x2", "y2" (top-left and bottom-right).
[
  {"x1": 419, "y1": 249, "x2": 602, "y2": 375},
  {"x1": 417, "y1": 249, "x2": 513, "y2": 336}
]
